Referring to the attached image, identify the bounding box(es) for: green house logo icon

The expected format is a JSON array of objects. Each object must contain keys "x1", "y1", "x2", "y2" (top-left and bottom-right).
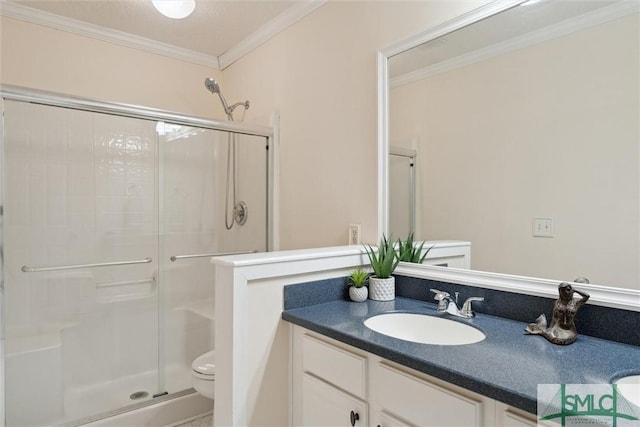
[{"x1": 538, "y1": 384, "x2": 640, "y2": 426}]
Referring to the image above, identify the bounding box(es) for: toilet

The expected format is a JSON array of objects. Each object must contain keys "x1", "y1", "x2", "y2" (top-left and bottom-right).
[{"x1": 192, "y1": 350, "x2": 215, "y2": 399}]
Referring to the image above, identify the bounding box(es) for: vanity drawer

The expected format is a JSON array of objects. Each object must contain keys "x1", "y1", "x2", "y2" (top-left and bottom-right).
[
  {"x1": 302, "y1": 333, "x2": 367, "y2": 399},
  {"x1": 376, "y1": 363, "x2": 483, "y2": 426}
]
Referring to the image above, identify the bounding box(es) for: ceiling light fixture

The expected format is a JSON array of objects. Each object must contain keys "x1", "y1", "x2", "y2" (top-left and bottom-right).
[{"x1": 152, "y1": 0, "x2": 196, "y2": 19}]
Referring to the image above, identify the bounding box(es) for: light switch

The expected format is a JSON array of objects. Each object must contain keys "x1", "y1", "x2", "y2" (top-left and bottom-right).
[{"x1": 533, "y1": 217, "x2": 554, "y2": 238}]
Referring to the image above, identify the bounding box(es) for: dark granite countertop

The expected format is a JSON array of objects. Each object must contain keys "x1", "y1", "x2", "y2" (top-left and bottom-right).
[{"x1": 282, "y1": 297, "x2": 640, "y2": 414}]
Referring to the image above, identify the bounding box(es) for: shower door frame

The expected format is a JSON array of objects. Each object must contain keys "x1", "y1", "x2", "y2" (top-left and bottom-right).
[{"x1": 0, "y1": 84, "x2": 278, "y2": 426}]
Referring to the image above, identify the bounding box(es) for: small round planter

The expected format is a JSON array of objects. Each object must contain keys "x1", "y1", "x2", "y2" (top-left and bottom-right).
[
  {"x1": 369, "y1": 276, "x2": 395, "y2": 301},
  {"x1": 349, "y1": 286, "x2": 368, "y2": 302}
]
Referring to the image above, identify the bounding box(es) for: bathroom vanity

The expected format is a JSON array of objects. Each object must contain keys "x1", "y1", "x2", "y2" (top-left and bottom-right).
[
  {"x1": 212, "y1": 246, "x2": 639, "y2": 426},
  {"x1": 283, "y1": 288, "x2": 640, "y2": 427},
  {"x1": 291, "y1": 325, "x2": 540, "y2": 426}
]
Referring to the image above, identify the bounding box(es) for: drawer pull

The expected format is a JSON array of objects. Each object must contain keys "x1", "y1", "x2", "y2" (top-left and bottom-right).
[{"x1": 350, "y1": 410, "x2": 359, "y2": 426}]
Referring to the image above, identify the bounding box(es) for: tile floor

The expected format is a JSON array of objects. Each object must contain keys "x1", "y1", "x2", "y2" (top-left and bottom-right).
[{"x1": 168, "y1": 412, "x2": 212, "y2": 427}]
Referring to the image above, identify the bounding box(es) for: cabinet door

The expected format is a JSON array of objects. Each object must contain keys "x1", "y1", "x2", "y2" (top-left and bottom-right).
[
  {"x1": 302, "y1": 333, "x2": 367, "y2": 399},
  {"x1": 302, "y1": 373, "x2": 368, "y2": 427},
  {"x1": 376, "y1": 411, "x2": 416, "y2": 427},
  {"x1": 496, "y1": 403, "x2": 552, "y2": 427},
  {"x1": 376, "y1": 363, "x2": 484, "y2": 426}
]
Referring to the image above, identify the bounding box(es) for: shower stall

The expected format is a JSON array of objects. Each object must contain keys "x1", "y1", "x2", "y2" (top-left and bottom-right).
[{"x1": 0, "y1": 86, "x2": 274, "y2": 426}]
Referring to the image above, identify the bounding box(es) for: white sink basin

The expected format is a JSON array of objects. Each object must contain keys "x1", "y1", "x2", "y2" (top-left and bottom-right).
[
  {"x1": 364, "y1": 312, "x2": 486, "y2": 345},
  {"x1": 614, "y1": 375, "x2": 640, "y2": 408}
]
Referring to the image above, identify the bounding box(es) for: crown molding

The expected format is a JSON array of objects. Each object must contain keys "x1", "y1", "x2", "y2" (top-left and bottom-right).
[
  {"x1": 0, "y1": 0, "x2": 219, "y2": 68},
  {"x1": 391, "y1": 0, "x2": 640, "y2": 88},
  {"x1": 218, "y1": 0, "x2": 327, "y2": 70},
  {"x1": 1, "y1": 0, "x2": 327, "y2": 70}
]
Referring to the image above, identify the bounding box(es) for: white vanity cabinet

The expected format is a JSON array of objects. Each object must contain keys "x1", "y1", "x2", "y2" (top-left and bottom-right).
[
  {"x1": 292, "y1": 326, "x2": 538, "y2": 427},
  {"x1": 372, "y1": 362, "x2": 487, "y2": 426},
  {"x1": 296, "y1": 332, "x2": 368, "y2": 426},
  {"x1": 494, "y1": 403, "x2": 548, "y2": 427},
  {"x1": 302, "y1": 374, "x2": 368, "y2": 427}
]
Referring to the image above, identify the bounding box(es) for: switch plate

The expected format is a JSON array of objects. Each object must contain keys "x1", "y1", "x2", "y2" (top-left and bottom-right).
[
  {"x1": 348, "y1": 224, "x2": 361, "y2": 245},
  {"x1": 533, "y1": 217, "x2": 554, "y2": 238}
]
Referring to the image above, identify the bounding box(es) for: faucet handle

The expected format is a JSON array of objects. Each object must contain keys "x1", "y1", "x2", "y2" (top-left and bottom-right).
[
  {"x1": 430, "y1": 289, "x2": 451, "y2": 311},
  {"x1": 461, "y1": 297, "x2": 484, "y2": 317},
  {"x1": 430, "y1": 289, "x2": 450, "y2": 300}
]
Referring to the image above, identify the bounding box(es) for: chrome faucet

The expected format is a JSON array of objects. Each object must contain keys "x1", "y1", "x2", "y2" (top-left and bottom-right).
[{"x1": 430, "y1": 289, "x2": 484, "y2": 318}]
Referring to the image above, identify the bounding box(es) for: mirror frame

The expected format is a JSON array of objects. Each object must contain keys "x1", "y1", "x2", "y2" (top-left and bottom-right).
[{"x1": 376, "y1": 0, "x2": 639, "y2": 311}]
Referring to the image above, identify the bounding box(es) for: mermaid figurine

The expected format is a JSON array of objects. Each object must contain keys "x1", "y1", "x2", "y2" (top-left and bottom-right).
[{"x1": 525, "y1": 282, "x2": 590, "y2": 345}]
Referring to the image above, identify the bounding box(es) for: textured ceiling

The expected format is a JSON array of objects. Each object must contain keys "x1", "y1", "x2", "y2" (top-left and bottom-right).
[{"x1": 8, "y1": 0, "x2": 299, "y2": 57}]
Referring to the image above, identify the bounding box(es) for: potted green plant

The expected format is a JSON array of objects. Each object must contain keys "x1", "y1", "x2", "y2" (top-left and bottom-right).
[
  {"x1": 397, "y1": 232, "x2": 434, "y2": 264},
  {"x1": 365, "y1": 234, "x2": 400, "y2": 301},
  {"x1": 348, "y1": 268, "x2": 369, "y2": 302}
]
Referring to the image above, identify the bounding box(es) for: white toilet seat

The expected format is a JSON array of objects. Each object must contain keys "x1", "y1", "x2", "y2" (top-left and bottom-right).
[
  {"x1": 192, "y1": 371, "x2": 214, "y2": 381},
  {"x1": 192, "y1": 350, "x2": 215, "y2": 400},
  {"x1": 192, "y1": 350, "x2": 215, "y2": 377}
]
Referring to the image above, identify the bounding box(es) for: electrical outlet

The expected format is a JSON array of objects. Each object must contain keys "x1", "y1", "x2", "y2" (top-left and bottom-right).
[
  {"x1": 533, "y1": 217, "x2": 554, "y2": 238},
  {"x1": 348, "y1": 224, "x2": 361, "y2": 245}
]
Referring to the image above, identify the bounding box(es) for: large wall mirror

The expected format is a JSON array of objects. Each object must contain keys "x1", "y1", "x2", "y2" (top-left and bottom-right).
[{"x1": 379, "y1": 0, "x2": 639, "y2": 290}]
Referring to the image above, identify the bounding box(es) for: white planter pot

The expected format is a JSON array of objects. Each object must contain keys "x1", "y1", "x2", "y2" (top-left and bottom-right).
[
  {"x1": 349, "y1": 286, "x2": 368, "y2": 302},
  {"x1": 369, "y1": 276, "x2": 395, "y2": 301}
]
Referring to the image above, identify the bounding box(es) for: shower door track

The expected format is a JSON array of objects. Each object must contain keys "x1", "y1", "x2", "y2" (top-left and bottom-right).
[{"x1": 0, "y1": 85, "x2": 273, "y2": 138}]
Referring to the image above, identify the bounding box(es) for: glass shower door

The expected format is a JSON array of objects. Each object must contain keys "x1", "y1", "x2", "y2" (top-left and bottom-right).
[
  {"x1": 2, "y1": 97, "x2": 271, "y2": 426},
  {"x1": 158, "y1": 124, "x2": 269, "y2": 394},
  {"x1": 3, "y1": 100, "x2": 161, "y2": 426}
]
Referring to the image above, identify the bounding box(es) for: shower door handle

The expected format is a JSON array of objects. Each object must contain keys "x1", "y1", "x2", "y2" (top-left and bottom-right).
[
  {"x1": 170, "y1": 250, "x2": 258, "y2": 261},
  {"x1": 21, "y1": 257, "x2": 153, "y2": 272}
]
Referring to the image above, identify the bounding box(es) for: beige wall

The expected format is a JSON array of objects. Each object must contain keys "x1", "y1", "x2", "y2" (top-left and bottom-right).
[
  {"x1": 390, "y1": 14, "x2": 640, "y2": 288},
  {"x1": 221, "y1": 1, "x2": 489, "y2": 249},
  {"x1": 0, "y1": 16, "x2": 225, "y2": 118},
  {"x1": 1, "y1": 1, "x2": 490, "y2": 250}
]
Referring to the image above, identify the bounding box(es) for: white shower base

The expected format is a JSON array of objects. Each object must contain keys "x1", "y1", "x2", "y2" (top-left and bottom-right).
[
  {"x1": 62, "y1": 363, "x2": 195, "y2": 425},
  {"x1": 6, "y1": 304, "x2": 214, "y2": 427},
  {"x1": 80, "y1": 392, "x2": 213, "y2": 427}
]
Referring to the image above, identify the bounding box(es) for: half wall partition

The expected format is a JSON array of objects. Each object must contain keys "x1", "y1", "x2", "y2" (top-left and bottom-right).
[{"x1": 0, "y1": 87, "x2": 274, "y2": 426}]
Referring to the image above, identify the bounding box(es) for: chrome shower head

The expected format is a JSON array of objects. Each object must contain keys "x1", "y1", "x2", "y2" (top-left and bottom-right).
[
  {"x1": 205, "y1": 77, "x2": 232, "y2": 119},
  {"x1": 204, "y1": 77, "x2": 220, "y2": 94},
  {"x1": 204, "y1": 77, "x2": 249, "y2": 121}
]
